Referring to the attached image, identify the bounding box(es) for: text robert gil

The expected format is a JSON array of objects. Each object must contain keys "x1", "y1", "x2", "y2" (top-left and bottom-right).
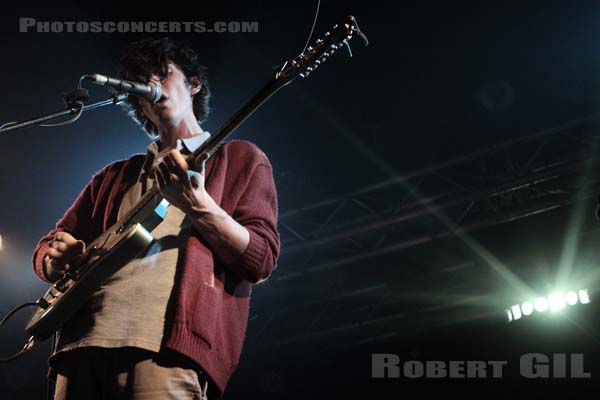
[{"x1": 372, "y1": 353, "x2": 591, "y2": 379}]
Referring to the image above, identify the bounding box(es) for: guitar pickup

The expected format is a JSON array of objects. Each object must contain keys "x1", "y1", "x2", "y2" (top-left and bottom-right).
[{"x1": 55, "y1": 276, "x2": 74, "y2": 292}]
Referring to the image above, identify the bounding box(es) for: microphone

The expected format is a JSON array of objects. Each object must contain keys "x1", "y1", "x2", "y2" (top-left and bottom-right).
[{"x1": 84, "y1": 74, "x2": 162, "y2": 103}]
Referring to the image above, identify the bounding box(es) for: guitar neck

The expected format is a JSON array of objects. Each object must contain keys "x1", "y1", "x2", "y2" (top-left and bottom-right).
[{"x1": 189, "y1": 77, "x2": 284, "y2": 160}]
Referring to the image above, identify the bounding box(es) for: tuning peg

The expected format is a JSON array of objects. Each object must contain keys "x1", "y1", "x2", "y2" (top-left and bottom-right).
[{"x1": 345, "y1": 43, "x2": 353, "y2": 57}]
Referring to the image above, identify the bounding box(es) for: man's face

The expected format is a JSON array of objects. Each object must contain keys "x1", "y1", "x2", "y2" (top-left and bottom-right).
[{"x1": 140, "y1": 61, "x2": 200, "y2": 132}]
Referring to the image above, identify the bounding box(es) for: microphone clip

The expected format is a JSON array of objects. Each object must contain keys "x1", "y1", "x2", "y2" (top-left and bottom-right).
[{"x1": 62, "y1": 88, "x2": 91, "y2": 110}]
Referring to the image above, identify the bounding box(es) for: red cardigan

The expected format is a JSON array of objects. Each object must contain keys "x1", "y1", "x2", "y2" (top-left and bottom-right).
[{"x1": 32, "y1": 140, "x2": 280, "y2": 397}]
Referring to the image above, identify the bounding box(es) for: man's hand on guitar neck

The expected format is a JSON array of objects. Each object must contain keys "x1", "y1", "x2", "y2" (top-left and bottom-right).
[
  {"x1": 154, "y1": 149, "x2": 251, "y2": 265},
  {"x1": 43, "y1": 231, "x2": 86, "y2": 282},
  {"x1": 153, "y1": 149, "x2": 210, "y2": 215}
]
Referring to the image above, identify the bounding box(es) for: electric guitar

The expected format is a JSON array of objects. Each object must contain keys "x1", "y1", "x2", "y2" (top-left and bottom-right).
[{"x1": 26, "y1": 15, "x2": 368, "y2": 341}]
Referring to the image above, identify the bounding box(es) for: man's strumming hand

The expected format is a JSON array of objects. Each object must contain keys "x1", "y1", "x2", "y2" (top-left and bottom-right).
[{"x1": 43, "y1": 231, "x2": 86, "y2": 281}]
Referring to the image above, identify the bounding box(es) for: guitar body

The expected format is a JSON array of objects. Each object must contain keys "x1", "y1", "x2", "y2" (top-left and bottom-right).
[{"x1": 25, "y1": 223, "x2": 154, "y2": 340}]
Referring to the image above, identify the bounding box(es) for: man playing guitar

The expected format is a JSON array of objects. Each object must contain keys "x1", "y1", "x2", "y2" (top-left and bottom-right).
[{"x1": 32, "y1": 37, "x2": 280, "y2": 400}]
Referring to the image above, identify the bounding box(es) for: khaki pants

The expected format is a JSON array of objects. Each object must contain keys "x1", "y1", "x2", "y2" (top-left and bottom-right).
[{"x1": 52, "y1": 347, "x2": 209, "y2": 400}]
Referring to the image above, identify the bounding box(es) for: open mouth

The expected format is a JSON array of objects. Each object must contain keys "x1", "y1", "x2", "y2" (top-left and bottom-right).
[{"x1": 154, "y1": 95, "x2": 169, "y2": 109}]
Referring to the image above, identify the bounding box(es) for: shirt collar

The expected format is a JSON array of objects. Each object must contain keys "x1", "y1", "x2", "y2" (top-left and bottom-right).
[
  {"x1": 147, "y1": 131, "x2": 211, "y2": 157},
  {"x1": 180, "y1": 131, "x2": 211, "y2": 153},
  {"x1": 144, "y1": 131, "x2": 211, "y2": 178}
]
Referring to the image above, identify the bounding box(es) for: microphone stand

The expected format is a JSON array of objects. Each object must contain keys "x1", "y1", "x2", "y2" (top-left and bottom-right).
[
  {"x1": 0, "y1": 85, "x2": 127, "y2": 400},
  {"x1": 0, "y1": 89, "x2": 128, "y2": 135}
]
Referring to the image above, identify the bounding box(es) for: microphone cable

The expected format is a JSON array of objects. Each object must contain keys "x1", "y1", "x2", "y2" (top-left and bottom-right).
[{"x1": 0, "y1": 301, "x2": 39, "y2": 362}]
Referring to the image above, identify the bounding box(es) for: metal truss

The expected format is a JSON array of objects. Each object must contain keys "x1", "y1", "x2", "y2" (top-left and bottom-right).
[
  {"x1": 277, "y1": 112, "x2": 600, "y2": 279},
  {"x1": 245, "y1": 113, "x2": 600, "y2": 355}
]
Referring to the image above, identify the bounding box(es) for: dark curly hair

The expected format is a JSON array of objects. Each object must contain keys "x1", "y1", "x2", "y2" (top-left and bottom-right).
[{"x1": 118, "y1": 37, "x2": 210, "y2": 139}]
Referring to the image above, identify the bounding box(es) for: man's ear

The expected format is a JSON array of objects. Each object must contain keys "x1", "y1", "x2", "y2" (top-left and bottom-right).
[{"x1": 190, "y1": 77, "x2": 202, "y2": 96}]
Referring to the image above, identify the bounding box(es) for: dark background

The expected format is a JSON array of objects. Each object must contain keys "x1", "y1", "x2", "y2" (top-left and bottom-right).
[{"x1": 2, "y1": 1, "x2": 600, "y2": 398}]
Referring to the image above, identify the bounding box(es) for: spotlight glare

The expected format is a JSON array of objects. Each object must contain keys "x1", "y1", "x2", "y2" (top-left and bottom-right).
[
  {"x1": 549, "y1": 292, "x2": 565, "y2": 312},
  {"x1": 564, "y1": 291, "x2": 578, "y2": 306},
  {"x1": 534, "y1": 297, "x2": 548, "y2": 312},
  {"x1": 521, "y1": 301, "x2": 534, "y2": 316},
  {"x1": 511, "y1": 305, "x2": 522, "y2": 320},
  {"x1": 578, "y1": 289, "x2": 591, "y2": 304},
  {"x1": 506, "y1": 309, "x2": 513, "y2": 323}
]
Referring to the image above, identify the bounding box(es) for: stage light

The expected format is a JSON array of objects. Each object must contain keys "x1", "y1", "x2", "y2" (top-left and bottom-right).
[
  {"x1": 564, "y1": 291, "x2": 578, "y2": 306},
  {"x1": 0, "y1": 234, "x2": 3, "y2": 251},
  {"x1": 510, "y1": 305, "x2": 522, "y2": 321},
  {"x1": 506, "y1": 288, "x2": 591, "y2": 323},
  {"x1": 534, "y1": 297, "x2": 548, "y2": 312},
  {"x1": 521, "y1": 301, "x2": 534, "y2": 316},
  {"x1": 579, "y1": 289, "x2": 590, "y2": 304}
]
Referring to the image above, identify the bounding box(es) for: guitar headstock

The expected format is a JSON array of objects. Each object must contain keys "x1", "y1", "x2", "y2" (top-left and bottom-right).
[{"x1": 276, "y1": 15, "x2": 368, "y2": 85}]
